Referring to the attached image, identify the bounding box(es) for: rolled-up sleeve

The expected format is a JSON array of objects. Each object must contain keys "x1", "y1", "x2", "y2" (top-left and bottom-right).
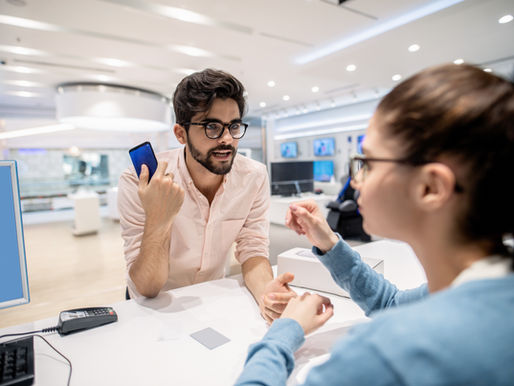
[
  {"x1": 117, "y1": 168, "x2": 145, "y2": 270},
  {"x1": 234, "y1": 164, "x2": 270, "y2": 264}
]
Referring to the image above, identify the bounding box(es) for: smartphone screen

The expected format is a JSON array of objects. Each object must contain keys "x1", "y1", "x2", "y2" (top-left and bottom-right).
[{"x1": 129, "y1": 142, "x2": 158, "y2": 181}]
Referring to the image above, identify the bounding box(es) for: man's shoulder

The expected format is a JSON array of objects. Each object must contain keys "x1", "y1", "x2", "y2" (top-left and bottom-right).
[{"x1": 232, "y1": 154, "x2": 267, "y2": 176}]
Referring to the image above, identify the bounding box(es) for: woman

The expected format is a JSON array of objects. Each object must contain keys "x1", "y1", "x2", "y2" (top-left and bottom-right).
[{"x1": 236, "y1": 63, "x2": 514, "y2": 385}]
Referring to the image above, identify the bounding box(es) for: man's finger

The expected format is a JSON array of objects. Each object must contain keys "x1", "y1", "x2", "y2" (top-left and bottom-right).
[
  {"x1": 264, "y1": 307, "x2": 281, "y2": 320},
  {"x1": 276, "y1": 272, "x2": 295, "y2": 285},
  {"x1": 154, "y1": 160, "x2": 168, "y2": 177}
]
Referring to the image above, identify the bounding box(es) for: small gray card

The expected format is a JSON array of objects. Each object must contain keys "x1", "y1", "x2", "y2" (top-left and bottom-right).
[{"x1": 190, "y1": 327, "x2": 230, "y2": 350}]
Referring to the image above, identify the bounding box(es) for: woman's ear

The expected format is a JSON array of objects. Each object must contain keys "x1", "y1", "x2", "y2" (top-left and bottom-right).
[
  {"x1": 413, "y1": 163, "x2": 457, "y2": 211},
  {"x1": 173, "y1": 124, "x2": 187, "y2": 145}
]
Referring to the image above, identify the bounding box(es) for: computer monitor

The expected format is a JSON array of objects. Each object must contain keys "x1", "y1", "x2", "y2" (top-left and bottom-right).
[
  {"x1": 357, "y1": 134, "x2": 366, "y2": 154},
  {"x1": 0, "y1": 160, "x2": 30, "y2": 310},
  {"x1": 280, "y1": 142, "x2": 298, "y2": 158},
  {"x1": 313, "y1": 160, "x2": 334, "y2": 182},
  {"x1": 270, "y1": 161, "x2": 314, "y2": 196},
  {"x1": 313, "y1": 137, "x2": 335, "y2": 156}
]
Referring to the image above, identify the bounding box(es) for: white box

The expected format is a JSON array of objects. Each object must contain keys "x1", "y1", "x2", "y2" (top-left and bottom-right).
[{"x1": 277, "y1": 247, "x2": 384, "y2": 298}]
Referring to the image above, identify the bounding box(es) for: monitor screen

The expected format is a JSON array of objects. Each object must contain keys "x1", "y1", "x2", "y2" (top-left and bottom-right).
[
  {"x1": 271, "y1": 161, "x2": 314, "y2": 196},
  {"x1": 0, "y1": 160, "x2": 30, "y2": 310},
  {"x1": 313, "y1": 160, "x2": 334, "y2": 182},
  {"x1": 313, "y1": 138, "x2": 335, "y2": 156},
  {"x1": 357, "y1": 134, "x2": 366, "y2": 154},
  {"x1": 280, "y1": 142, "x2": 297, "y2": 158}
]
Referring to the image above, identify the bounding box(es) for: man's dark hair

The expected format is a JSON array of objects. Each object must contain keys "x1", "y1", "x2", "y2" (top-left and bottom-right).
[
  {"x1": 377, "y1": 63, "x2": 514, "y2": 259},
  {"x1": 173, "y1": 68, "x2": 246, "y2": 125}
]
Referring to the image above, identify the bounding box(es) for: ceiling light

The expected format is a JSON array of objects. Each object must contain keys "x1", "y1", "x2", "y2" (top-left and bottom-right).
[
  {"x1": 392, "y1": 74, "x2": 402, "y2": 81},
  {"x1": 0, "y1": 14, "x2": 60, "y2": 32},
  {"x1": 311, "y1": 86, "x2": 319, "y2": 93},
  {"x1": 294, "y1": 0, "x2": 465, "y2": 64},
  {"x1": 94, "y1": 57, "x2": 132, "y2": 67},
  {"x1": 259, "y1": 102, "x2": 266, "y2": 108},
  {"x1": 282, "y1": 95, "x2": 290, "y2": 101},
  {"x1": 267, "y1": 80, "x2": 276, "y2": 87},
  {"x1": 5, "y1": 90, "x2": 40, "y2": 97},
  {"x1": 55, "y1": 83, "x2": 172, "y2": 132},
  {"x1": 171, "y1": 45, "x2": 213, "y2": 57},
  {"x1": 483, "y1": 68, "x2": 492, "y2": 72},
  {"x1": 498, "y1": 14, "x2": 513, "y2": 24},
  {"x1": 0, "y1": 45, "x2": 46, "y2": 56},
  {"x1": 0, "y1": 124, "x2": 74, "y2": 140},
  {"x1": 4, "y1": 80, "x2": 44, "y2": 88},
  {"x1": 1, "y1": 65, "x2": 42, "y2": 74},
  {"x1": 176, "y1": 68, "x2": 196, "y2": 75},
  {"x1": 346, "y1": 64, "x2": 357, "y2": 72},
  {"x1": 453, "y1": 58, "x2": 464, "y2": 65},
  {"x1": 408, "y1": 44, "x2": 420, "y2": 52}
]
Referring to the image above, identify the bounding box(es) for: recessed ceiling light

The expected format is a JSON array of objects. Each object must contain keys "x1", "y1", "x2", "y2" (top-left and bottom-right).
[
  {"x1": 176, "y1": 68, "x2": 196, "y2": 76},
  {"x1": 282, "y1": 95, "x2": 290, "y2": 101},
  {"x1": 267, "y1": 80, "x2": 276, "y2": 87},
  {"x1": 95, "y1": 58, "x2": 132, "y2": 67},
  {"x1": 0, "y1": 45, "x2": 46, "y2": 56},
  {"x1": 259, "y1": 102, "x2": 266, "y2": 108},
  {"x1": 1, "y1": 65, "x2": 42, "y2": 74},
  {"x1": 408, "y1": 44, "x2": 420, "y2": 52},
  {"x1": 454, "y1": 58, "x2": 464, "y2": 65},
  {"x1": 171, "y1": 45, "x2": 213, "y2": 57},
  {"x1": 498, "y1": 14, "x2": 513, "y2": 24},
  {"x1": 483, "y1": 68, "x2": 492, "y2": 72},
  {"x1": 4, "y1": 80, "x2": 44, "y2": 88},
  {"x1": 311, "y1": 86, "x2": 319, "y2": 93},
  {"x1": 6, "y1": 90, "x2": 39, "y2": 97},
  {"x1": 392, "y1": 74, "x2": 402, "y2": 81},
  {"x1": 346, "y1": 64, "x2": 356, "y2": 72}
]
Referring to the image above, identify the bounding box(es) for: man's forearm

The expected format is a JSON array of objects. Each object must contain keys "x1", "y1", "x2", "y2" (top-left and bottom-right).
[
  {"x1": 129, "y1": 223, "x2": 171, "y2": 297},
  {"x1": 242, "y1": 256, "x2": 274, "y2": 303}
]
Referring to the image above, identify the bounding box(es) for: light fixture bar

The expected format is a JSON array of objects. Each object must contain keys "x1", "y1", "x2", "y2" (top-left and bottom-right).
[{"x1": 0, "y1": 124, "x2": 75, "y2": 140}]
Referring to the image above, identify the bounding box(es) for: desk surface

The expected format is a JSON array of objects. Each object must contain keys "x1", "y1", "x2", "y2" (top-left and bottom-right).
[{"x1": 0, "y1": 240, "x2": 425, "y2": 386}]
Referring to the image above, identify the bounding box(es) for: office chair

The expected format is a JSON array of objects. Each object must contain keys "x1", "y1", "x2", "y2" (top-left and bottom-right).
[{"x1": 326, "y1": 176, "x2": 371, "y2": 242}]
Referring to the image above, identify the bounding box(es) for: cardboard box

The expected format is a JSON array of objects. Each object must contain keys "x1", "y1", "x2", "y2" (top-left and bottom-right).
[{"x1": 277, "y1": 247, "x2": 384, "y2": 297}]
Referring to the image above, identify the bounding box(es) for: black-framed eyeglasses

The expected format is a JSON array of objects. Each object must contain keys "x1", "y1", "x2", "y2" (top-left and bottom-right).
[
  {"x1": 349, "y1": 155, "x2": 464, "y2": 192},
  {"x1": 183, "y1": 120, "x2": 248, "y2": 140}
]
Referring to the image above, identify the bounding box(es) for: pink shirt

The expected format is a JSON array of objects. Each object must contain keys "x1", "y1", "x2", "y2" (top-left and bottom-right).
[{"x1": 118, "y1": 147, "x2": 270, "y2": 298}]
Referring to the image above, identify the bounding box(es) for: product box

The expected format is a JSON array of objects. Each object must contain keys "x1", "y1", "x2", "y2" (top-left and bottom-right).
[{"x1": 277, "y1": 247, "x2": 384, "y2": 298}]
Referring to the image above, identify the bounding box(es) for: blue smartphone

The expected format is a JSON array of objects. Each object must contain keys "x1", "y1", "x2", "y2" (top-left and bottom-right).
[{"x1": 129, "y1": 141, "x2": 158, "y2": 181}]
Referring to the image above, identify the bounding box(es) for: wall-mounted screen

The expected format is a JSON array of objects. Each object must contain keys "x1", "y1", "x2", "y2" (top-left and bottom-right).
[
  {"x1": 313, "y1": 138, "x2": 335, "y2": 156},
  {"x1": 280, "y1": 142, "x2": 297, "y2": 158},
  {"x1": 357, "y1": 134, "x2": 366, "y2": 154},
  {"x1": 313, "y1": 160, "x2": 334, "y2": 182},
  {"x1": 271, "y1": 161, "x2": 314, "y2": 196}
]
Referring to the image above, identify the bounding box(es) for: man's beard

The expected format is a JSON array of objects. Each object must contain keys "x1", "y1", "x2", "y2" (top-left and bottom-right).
[{"x1": 187, "y1": 136, "x2": 236, "y2": 175}]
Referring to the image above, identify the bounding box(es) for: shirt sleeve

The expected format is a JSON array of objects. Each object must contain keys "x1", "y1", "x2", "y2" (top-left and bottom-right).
[
  {"x1": 313, "y1": 235, "x2": 428, "y2": 316},
  {"x1": 235, "y1": 318, "x2": 305, "y2": 386},
  {"x1": 117, "y1": 168, "x2": 146, "y2": 270},
  {"x1": 234, "y1": 164, "x2": 271, "y2": 264}
]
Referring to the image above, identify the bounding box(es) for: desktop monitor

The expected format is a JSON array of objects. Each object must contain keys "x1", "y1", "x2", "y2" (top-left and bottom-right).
[
  {"x1": 313, "y1": 138, "x2": 335, "y2": 156},
  {"x1": 280, "y1": 142, "x2": 298, "y2": 158},
  {"x1": 313, "y1": 160, "x2": 334, "y2": 182},
  {"x1": 271, "y1": 161, "x2": 314, "y2": 196},
  {"x1": 357, "y1": 134, "x2": 366, "y2": 154},
  {"x1": 0, "y1": 160, "x2": 30, "y2": 310}
]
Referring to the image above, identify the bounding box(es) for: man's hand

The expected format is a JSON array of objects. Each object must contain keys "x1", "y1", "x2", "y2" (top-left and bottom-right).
[
  {"x1": 259, "y1": 272, "x2": 298, "y2": 324},
  {"x1": 285, "y1": 200, "x2": 339, "y2": 253},
  {"x1": 138, "y1": 161, "x2": 185, "y2": 229},
  {"x1": 281, "y1": 292, "x2": 334, "y2": 335}
]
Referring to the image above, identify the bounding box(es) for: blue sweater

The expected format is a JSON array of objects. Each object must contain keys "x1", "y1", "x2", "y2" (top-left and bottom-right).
[{"x1": 236, "y1": 238, "x2": 514, "y2": 385}]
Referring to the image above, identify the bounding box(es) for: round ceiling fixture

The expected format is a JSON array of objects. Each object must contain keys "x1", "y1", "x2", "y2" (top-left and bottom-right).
[{"x1": 55, "y1": 83, "x2": 172, "y2": 132}]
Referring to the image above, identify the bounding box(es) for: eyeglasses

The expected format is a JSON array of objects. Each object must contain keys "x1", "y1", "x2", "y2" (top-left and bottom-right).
[
  {"x1": 349, "y1": 155, "x2": 464, "y2": 192},
  {"x1": 184, "y1": 120, "x2": 248, "y2": 140}
]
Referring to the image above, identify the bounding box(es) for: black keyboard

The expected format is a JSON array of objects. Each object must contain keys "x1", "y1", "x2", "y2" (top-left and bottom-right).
[{"x1": 0, "y1": 336, "x2": 34, "y2": 386}]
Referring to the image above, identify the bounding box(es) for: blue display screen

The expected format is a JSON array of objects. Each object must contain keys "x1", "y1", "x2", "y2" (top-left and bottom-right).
[
  {"x1": 280, "y1": 142, "x2": 297, "y2": 158},
  {"x1": 357, "y1": 134, "x2": 366, "y2": 154},
  {"x1": 313, "y1": 138, "x2": 335, "y2": 156},
  {"x1": 313, "y1": 160, "x2": 334, "y2": 182}
]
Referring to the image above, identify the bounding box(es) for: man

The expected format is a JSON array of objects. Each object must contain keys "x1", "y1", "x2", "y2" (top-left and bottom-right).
[{"x1": 118, "y1": 69, "x2": 295, "y2": 322}]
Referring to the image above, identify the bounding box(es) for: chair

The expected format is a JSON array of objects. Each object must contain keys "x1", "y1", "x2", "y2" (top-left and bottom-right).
[{"x1": 326, "y1": 177, "x2": 371, "y2": 242}]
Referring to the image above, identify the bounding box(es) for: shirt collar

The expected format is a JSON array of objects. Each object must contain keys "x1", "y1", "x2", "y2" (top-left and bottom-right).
[{"x1": 451, "y1": 256, "x2": 512, "y2": 287}]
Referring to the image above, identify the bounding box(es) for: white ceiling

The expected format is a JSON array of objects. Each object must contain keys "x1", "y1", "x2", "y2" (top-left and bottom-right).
[{"x1": 0, "y1": 0, "x2": 513, "y2": 132}]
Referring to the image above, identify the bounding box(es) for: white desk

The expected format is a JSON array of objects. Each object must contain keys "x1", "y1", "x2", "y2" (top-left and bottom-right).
[
  {"x1": 270, "y1": 193, "x2": 335, "y2": 225},
  {"x1": 0, "y1": 240, "x2": 425, "y2": 385}
]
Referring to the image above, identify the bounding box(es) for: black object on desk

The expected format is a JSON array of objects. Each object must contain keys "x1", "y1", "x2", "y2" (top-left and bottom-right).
[{"x1": 0, "y1": 336, "x2": 34, "y2": 386}]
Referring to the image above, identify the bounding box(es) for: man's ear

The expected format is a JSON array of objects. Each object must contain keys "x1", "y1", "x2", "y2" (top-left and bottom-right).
[
  {"x1": 173, "y1": 124, "x2": 187, "y2": 145},
  {"x1": 413, "y1": 163, "x2": 457, "y2": 211}
]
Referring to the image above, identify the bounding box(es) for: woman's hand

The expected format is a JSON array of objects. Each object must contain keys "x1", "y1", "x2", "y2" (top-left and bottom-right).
[{"x1": 281, "y1": 292, "x2": 334, "y2": 335}]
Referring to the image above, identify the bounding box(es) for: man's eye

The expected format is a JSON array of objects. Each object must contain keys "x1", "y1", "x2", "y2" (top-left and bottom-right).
[
  {"x1": 229, "y1": 123, "x2": 241, "y2": 130},
  {"x1": 205, "y1": 122, "x2": 220, "y2": 131}
]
